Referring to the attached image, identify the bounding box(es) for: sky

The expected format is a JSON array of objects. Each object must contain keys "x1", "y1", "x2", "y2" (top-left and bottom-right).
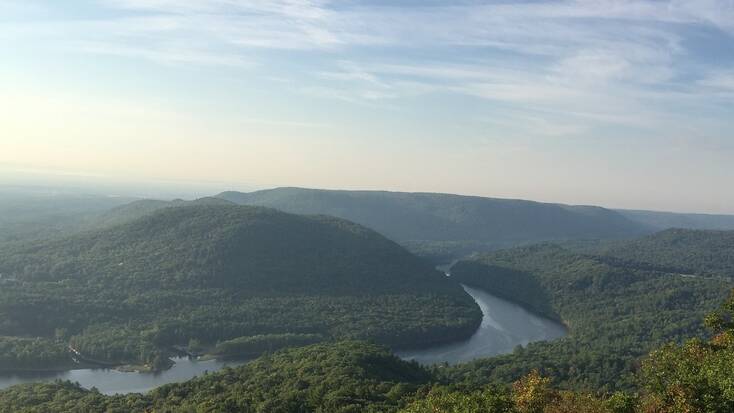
[{"x1": 1, "y1": 0, "x2": 733, "y2": 213}]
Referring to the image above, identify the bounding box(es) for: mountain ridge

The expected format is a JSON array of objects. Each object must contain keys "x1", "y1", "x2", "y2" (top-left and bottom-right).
[{"x1": 216, "y1": 187, "x2": 651, "y2": 258}]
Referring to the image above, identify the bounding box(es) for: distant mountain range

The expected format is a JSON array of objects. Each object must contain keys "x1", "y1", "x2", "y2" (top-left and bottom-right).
[
  {"x1": 5, "y1": 186, "x2": 732, "y2": 261},
  {"x1": 213, "y1": 188, "x2": 734, "y2": 259},
  {"x1": 0, "y1": 191, "x2": 136, "y2": 243},
  {"x1": 216, "y1": 187, "x2": 649, "y2": 259},
  {"x1": 615, "y1": 209, "x2": 734, "y2": 231}
]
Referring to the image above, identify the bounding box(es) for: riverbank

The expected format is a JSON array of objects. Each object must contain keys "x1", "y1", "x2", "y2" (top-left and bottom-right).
[
  {"x1": 1, "y1": 285, "x2": 567, "y2": 394},
  {"x1": 0, "y1": 356, "x2": 248, "y2": 395},
  {"x1": 396, "y1": 284, "x2": 567, "y2": 365}
]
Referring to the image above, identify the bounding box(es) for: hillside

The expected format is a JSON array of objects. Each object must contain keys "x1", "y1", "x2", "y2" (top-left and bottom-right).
[
  {"x1": 618, "y1": 209, "x2": 734, "y2": 231},
  {"x1": 446, "y1": 243, "x2": 731, "y2": 391},
  {"x1": 84, "y1": 197, "x2": 236, "y2": 230},
  {"x1": 585, "y1": 229, "x2": 734, "y2": 279},
  {"x1": 0, "y1": 205, "x2": 480, "y2": 370},
  {"x1": 217, "y1": 188, "x2": 649, "y2": 259}
]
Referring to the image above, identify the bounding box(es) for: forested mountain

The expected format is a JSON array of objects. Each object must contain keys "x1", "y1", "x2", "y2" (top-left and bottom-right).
[
  {"x1": 3, "y1": 195, "x2": 732, "y2": 411},
  {"x1": 583, "y1": 229, "x2": 734, "y2": 279},
  {"x1": 0, "y1": 204, "x2": 480, "y2": 370},
  {"x1": 618, "y1": 209, "x2": 734, "y2": 231},
  {"x1": 217, "y1": 188, "x2": 649, "y2": 259},
  {"x1": 446, "y1": 243, "x2": 731, "y2": 391}
]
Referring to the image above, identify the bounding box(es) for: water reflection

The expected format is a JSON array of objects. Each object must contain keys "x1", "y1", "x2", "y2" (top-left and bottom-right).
[
  {"x1": 396, "y1": 285, "x2": 567, "y2": 365},
  {"x1": 0, "y1": 286, "x2": 567, "y2": 393},
  {"x1": 0, "y1": 357, "x2": 245, "y2": 395}
]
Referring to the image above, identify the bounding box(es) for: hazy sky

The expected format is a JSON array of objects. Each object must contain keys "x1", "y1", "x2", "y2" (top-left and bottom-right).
[{"x1": 1, "y1": 1, "x2": 733, "y2": 213}]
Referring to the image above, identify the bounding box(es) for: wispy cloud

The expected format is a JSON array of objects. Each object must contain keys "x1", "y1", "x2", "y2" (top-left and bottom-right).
[
  {"x1": 3, "y1": 0, "x2": 733, "y2": 141},
  {"x1": 698, "y1": 70, "x2": 734, "y2": 92},
  {"x1": 76, "y1": 41, "x2": 255, "y2": 67}
]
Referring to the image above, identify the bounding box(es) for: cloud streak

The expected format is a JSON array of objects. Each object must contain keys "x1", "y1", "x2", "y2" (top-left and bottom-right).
[{"x1": 3, "y1": 0, "x2": 733, "y2": 143}]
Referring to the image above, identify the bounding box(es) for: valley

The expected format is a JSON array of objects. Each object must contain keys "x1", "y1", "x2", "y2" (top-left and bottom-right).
[
  {"x1": 0, "y1": 282, "x2": 566, "y2": 394},
  {"x1": 0, "y1": 204, "x2": 480, "y2": 373},
  {"x1": 1, "y1": 190, "x2": 733, "y2": 412},
  {"x1": 6, "y1": 1, "x2": 734, "y2": 410}
]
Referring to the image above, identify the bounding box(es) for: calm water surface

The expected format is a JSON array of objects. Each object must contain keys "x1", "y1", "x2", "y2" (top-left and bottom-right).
[
  {"x1": 0, "y1": 357, "x2": 245, "y2": 395},
  {"x1": 396, "y1": 284, "x2": 567, "y2": 365}
]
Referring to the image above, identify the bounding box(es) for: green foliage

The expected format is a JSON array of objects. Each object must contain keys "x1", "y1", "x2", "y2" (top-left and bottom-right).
[
  {"x1": 5, "y1": 198, "x2": 734, "y2": 412},
  {"x1": 446, "y1": 244, "x2": 731, "y2": 391},
  {"x1": 586, "y1": 228, "x2": 734, "y2": 279},
  {"x1": 639, "y1": 290, "x2": 734, "y2": 413},
  {"x1": 603, "y1": 392, "x2": 638, "y2": 413},
  {"x1": 451, "y1": 261, "x2": 558, "y2": 320},
  {"x1": 0, "y1": 337, "x2": 70, "y2": 371},
  {"x1": 0, "y1": 204, "x2": 479, "y2": 369},
  {"x1": 5, "y1": 296, "x2": 734, "y2": 413},
  {"x1": 69, "y1": 324, "x2": 160, "y2": 365},
  {"x1": 0, "y1": 381, "x2": 150, "y2": 413},
  {"x1": 0, "y1": 341, "x2": 434, "y2": 413},
  {"x1": 399, "y1": 386, "x2": 513, "y2": 413},
  {"x1": 213, "y1": 333, "x2": 324, "y2": 356}
]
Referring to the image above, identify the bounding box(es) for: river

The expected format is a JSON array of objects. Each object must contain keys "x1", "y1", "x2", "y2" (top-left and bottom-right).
[
  {"x1": 0, "y1": 285, "x2": 566, "y2": 394},
  {"x1": 396, "y1": 284, "x2": 567, "y2": 365},
  {"x1": 0, "y1": 357, "x2": 245, "y2": 395}
]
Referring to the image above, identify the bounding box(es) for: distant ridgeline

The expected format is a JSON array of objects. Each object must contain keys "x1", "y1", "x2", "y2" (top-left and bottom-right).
[
  {"x1": 0, "y1": 191, "x2": 136, "y2": 243},
  {"x1": 447, "y1": 233, "x2": 733, "y2": 391},
  {"x1": 216, "y1": 187, "x2": 651, "y2": 261},
  {"x1": 4, "y1": 188, "x2": 734, "y2": 262},
  {"x1": 0, "y1": 204, "x2": 480, "y2": 371},
  {"x1": 616, "y1": 209, "x2": 734, "y2": 231}
]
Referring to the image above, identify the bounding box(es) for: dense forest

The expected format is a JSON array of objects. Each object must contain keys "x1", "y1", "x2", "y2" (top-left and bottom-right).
[
  {"x1": 2, "y1": 193, "x2": 734, "y2": 412},
  {"x1": 0, "y1": 204, "x2": 480, "y2": 370},
  {"x1": 447, "y1": 243, "x2": 731, "y2": 391},
  {"x1": 582, "y1": 229, "x2": 734, "y2": 278},
  {"x1": 218, "y1": 187, "x2": 649, "y2": 259},
  {"x1": 3, "y1": 290, "x2": 734, "y2": 412}
]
